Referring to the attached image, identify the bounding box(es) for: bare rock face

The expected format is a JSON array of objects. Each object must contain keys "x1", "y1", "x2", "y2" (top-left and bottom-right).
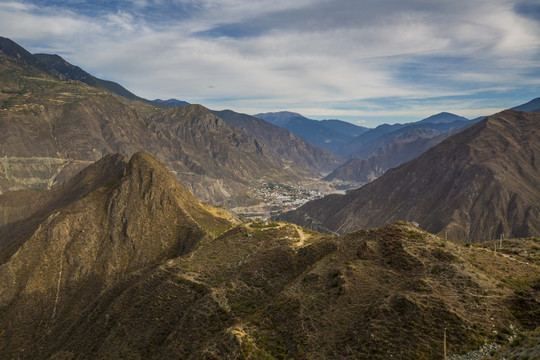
[
  {"x1": 213, "y1": 109, "x2": 343, "y2": 175},
  {"x1": 0, "y1": 152, "x2": 234, "y2": 356},
  {"x1": 278, "y1": 110, "x2": 540, "y2": 243},
  {"x1": 147, "y1": 105, "x2": 303, "y2": 206}
]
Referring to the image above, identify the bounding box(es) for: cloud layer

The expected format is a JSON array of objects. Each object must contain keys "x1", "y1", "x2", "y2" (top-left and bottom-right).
[{"x1": 1, "y1": 0, "x2": 539, "y2": 125}]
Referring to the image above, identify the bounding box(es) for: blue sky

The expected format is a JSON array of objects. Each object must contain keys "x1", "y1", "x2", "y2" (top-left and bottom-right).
[{"x1": 1, "y1": 0, "x2": 539, "y2": 126}]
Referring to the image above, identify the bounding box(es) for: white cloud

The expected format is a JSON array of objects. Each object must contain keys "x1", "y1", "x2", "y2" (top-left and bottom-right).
[{"x1": 0, "y1": 0, "x2": 538, "y2": 124}]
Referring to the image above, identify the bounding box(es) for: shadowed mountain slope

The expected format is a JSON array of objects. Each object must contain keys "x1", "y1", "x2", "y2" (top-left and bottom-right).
[
  {"x1": 213, "y1": 109, "x2": 342, "y2": 174},
  {"x1": 337, "y1": 117, "x2": 475, "y2": 158},
  {"x1": 0, "y1": 152, "x2": 236, "y2": 357},
  {"x1": 325, "y1": 125, "x2": 472, "y2": 183},
  {"x1": 1, "y1": 217, "x2": 538, "y2": 359},
  {"x1": 278, "y1": 110, "x2": 540, "y2": 243},
  {"x1": 512, "y1": 97, "x2": 540, "y2": 112},
  {"x1": 255, "y1": 111, "x2": 368, "y2": 154}
]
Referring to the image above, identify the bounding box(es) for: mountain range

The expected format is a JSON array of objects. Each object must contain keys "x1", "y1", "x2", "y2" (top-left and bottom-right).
[
  {"x1": 256, "y1": 110, "x2": 480, "y2": 185},
  {"x1": 212, "y1": 110, "x2": 341, "y2": 174},
  {"x1": 255, "y1": 111, "x2": 369, "y2": 154},
  {"x1": 1, "y1": 35, "x2": 540, "y2": 359},
  {"x1": 325, "y1": 118, "x2": 478, "y2": 183},
  {"x1": 1, "y1": 151, "x2": 538, "y2": 359},
  {"x1": 278, "y1": 109, "x2": 540, "y2": 243},
  {"x1": 0, "y1": 36, "x2": 339, "y2": 207}
]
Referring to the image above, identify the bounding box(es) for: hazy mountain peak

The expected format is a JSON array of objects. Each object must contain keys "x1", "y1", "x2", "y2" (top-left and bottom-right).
[
  {"x1": 254, "y1": 111, "x2": 307, "y2": 126},
  {"x1": 255, "y1": 111, "x2": 368, "y2": 153},
  {"x1": 512, "y1": 97, "x2": 540, "y2": 112},
  {"x1": 417, "y1": 111, "x2": 469, "y2": 124},
  {"x1": 152, "y1": 98, "x2": 190, "y2": 107}
]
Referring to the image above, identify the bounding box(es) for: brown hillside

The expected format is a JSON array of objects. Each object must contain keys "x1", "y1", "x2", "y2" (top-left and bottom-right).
[
  {"x1": 0, "y1": 38, "x2": 333, "y2": 207},
  {"x1": 0, "y1": 152, "x2": 235, "y2": 357},
  {"x1": 146, "y1": 105, "x2": 304, "y2": 206},
  {"x1": 213, "y1": 109, "x2": 342, "y2": 175},
  {"x1": 5, "y1": 221, "x2": 538, "y2": 359},
  {"x1": 278, "y1": 110, "x2": 540, "y2": 243}
]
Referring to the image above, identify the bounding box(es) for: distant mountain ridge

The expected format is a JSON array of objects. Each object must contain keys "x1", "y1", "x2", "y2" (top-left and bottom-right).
[
  {"x1": 327, "y1": 118, "x2": 478, "y2": 183},
  {"x1": 337, "y1": 116, "x2": 474, "y2": 158},
  {"x1": 416, "y1": 111, "x2": 469, "y2": 124},
  {"x1": 324, "y1": 130, "x2": 455, "y2": 183},
  {"x1": 153, "y1": 98, "x2": 190, "y2": 107},
  {"x1": 278, "y1": 110, "x2": 540, "y2": 243},
  {"x1": 512, "y1": 97, "x2": 540, "y2": 112},
  {"x1": 255, "y1": 111, "x2": 369, "y2": 153}
]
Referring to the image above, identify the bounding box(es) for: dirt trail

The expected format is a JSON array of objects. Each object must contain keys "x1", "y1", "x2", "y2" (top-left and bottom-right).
[{"x1": 293, "y1": 224, "x2": 308, "y2": 246}]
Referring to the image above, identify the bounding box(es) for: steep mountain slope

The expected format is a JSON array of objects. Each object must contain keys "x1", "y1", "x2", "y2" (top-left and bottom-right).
[
  {"x1": 338, "y1": 116, "x2": 475, "y2": 158},
  {"x1": 0, "y1": 152, "x2": 236, "y2": 357},
  {"x1": 0, "y1": 57, "x2": 160, "y2": 190},
  {"x1": 1, "y1": 37, "x2": 322, "y2": 206},
  {"x1": 325, "y1": 125, "x2": 470, "y2": 183},
  {"x1": 213, "y1": 109, "x2": 342, "y2": 174},
  {"x1": 34, "y1": 53, "x2": 148, "y2": 102},
  {"x1": 512, "y1": 97, "x2": 540, "y2": 112},
  {"x1": 255, "y1": 111, "x2": 368, "y2": 153},
  {"x1": 35, "y1": 54, "x2": 191, "y2": 108},
  {"x1": 0, "y1": 37, "x2": 64, "y2": 80},
  {"x1": 147, "y1": 105, "x2": 305, "y2": 205},
  {"x1": 278, "y1": 110, "x2": 540, "y2": 242},
  {"x1": 2, "y1": 217, "x2": 538, "y2": 359}
]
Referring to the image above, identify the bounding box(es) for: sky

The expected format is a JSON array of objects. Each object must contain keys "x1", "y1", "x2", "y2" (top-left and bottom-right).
[{"x1": 1, "y1": 0, "x2": 540, "y2": 126}]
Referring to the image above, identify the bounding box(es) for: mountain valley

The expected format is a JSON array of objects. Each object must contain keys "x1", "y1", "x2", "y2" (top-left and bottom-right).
[
  {"x1": 278, "y1": 110, "x2": 540, "y2": 243},
  {"x1": 0, "y1": 37, "x2": 341, "y2": 209},
  {"x1": 0, "y1": 152, "x2": 538, "y2": 359},
  {"x1": 1, "y1": 35, "x2": 539, "y2": 360}
]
